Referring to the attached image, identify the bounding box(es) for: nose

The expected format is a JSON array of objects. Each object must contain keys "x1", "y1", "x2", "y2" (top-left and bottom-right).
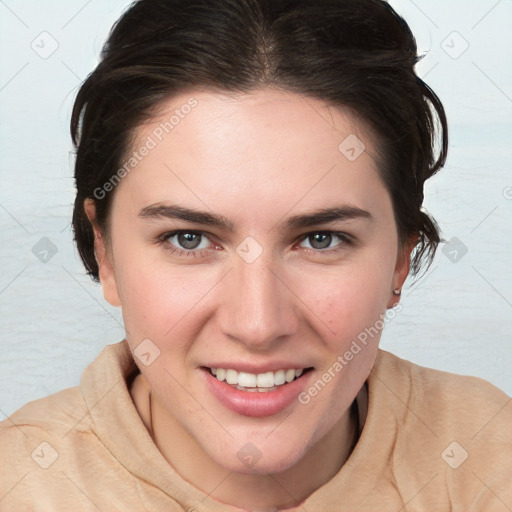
[{"x1": 217, "y1": 256, "x2": 298, "y2": 351}]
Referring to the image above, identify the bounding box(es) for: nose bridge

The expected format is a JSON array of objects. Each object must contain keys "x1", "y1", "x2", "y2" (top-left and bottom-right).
[{"x1": 219, "y1": 255, "x2": 297, "y2": 349}]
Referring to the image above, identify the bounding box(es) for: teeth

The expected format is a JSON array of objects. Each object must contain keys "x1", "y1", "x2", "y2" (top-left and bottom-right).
[
  {"x1": 274, "y1": 370, "x2": 286, "y2": 386},
  {"x1": 256, "y1": 371, "x2": 275, "y2": 388},
  {"x1": 238, "y1": 372, "x2": 257, "y2": 387},
  {"x1": 285, "y1": 369, "x2": 295, "y2": 383},
  {"x1": 210, "y1": 367, "x2": 306, "y2": 389},
  {"x1": 236, "y1": 384, "x2": 278, "y2": 393},
  {"x1": 226, "y1": 369, "x2": 238, "y2": 385}
]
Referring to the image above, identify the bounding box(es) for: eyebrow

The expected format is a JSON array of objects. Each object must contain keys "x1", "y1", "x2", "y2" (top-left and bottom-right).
[{"x1": 138, "y1": 203, "x2": 373, "y2": 232}]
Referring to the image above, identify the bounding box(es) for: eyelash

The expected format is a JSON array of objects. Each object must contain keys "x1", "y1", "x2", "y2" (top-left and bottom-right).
[{"x1": 157, "y1": 230, "x2": 355, "y2": 258}]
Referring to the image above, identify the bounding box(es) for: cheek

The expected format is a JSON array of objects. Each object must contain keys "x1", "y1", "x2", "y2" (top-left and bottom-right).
[
  {"x1": 295, "y1": 260, "x2": 392, "y2": 342},
  {"x1": 114, "y1": 250, "x2": 222, "y2": 341},
  {"x1": 296, "y1": 268, "x2": 388, "y2": 425}
]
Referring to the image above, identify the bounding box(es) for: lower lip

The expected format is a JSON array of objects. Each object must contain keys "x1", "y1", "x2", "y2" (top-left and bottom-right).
[{"x1": 203, "y1": 368, "x2": 312, "y2": 417}]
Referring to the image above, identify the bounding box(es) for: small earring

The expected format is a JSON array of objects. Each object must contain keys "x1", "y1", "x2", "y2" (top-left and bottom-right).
[{"x1": 393, "y1": 288, "x2": 402, "y2": 296}]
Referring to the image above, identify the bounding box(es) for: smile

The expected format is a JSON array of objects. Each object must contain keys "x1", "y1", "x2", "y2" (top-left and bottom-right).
[
  {"x1": 210, "y1": 367, "x2": 306, "y2": 392},
  {"x1": 203, "y1": 366, "x2": 314, "y2": 417}
]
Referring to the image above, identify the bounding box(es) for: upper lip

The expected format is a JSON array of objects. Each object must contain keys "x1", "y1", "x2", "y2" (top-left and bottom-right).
[{"x1": 202, "y1": 362, "x2": 313, "y2": 374}]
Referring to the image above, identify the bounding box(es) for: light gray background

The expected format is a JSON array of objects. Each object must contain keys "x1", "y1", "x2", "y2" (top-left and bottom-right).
[{"x1": 1, "y1": 0, "x2": 511, "y2": 418}]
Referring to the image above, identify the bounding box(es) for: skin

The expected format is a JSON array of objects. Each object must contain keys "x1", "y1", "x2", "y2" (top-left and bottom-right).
[{"x1": 85, "y1": 88, "x2": 413, "y2": 510}]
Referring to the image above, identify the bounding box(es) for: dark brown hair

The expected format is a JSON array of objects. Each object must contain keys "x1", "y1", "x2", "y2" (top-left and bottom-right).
[{"x1": 71, "y1": 0, "x2": 447, "y2": 281}]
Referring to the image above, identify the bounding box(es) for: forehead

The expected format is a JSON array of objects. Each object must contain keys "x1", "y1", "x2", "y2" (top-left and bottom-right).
[
  {"x1": 114, "y1": 88, "x2": 390, "y2": 228},
  {"x1": 139, "y1": 87, "x2": 378, "y2": 156}
]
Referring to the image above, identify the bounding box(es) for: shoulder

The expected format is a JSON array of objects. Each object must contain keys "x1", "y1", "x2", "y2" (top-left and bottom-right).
[
  {"x1": 0, "y1": 386, "x2": 95, "y2": 510},
  {"x1": 0, "y1": 341, "x2": 133, "y2": 510},
  {"x1": 0, "y1": 340, "x2": 131, "y2": 441},
  {"x1": 374, "y1": 349, "x2": 511, "y2": 432},
  {"x1": 1, "y1": 386, "x2": 89, "y2": 437},
  {"x1": 370, "y1": 350, "x2": 512, "y2": 510}
]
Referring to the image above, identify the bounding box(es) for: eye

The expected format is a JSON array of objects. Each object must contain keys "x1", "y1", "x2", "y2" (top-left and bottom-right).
[
  {"x1": 298, "y1": 232, "x2": 352, "y2": 252},
  {"x1": 161, "y1": 231, "x2": 213, "y2": 255}
]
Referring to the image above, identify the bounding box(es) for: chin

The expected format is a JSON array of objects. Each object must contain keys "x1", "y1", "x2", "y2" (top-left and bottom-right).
[{"x1": 209, "y1": 435, "x2": 310, "y2": 476}]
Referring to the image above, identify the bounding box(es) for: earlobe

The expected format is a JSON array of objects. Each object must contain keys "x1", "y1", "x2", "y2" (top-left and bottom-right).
[
  {"x1": 83, "y1": 199, "x2": 121, "y2": 307},
  {"x1": 387, "y1": 237, "x2": 416, "y2": 309}
]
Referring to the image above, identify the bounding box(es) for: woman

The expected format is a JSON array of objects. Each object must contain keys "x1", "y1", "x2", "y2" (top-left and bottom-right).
[{"x1": 1, "y1": 0, "x2": 510, "y2": 510}]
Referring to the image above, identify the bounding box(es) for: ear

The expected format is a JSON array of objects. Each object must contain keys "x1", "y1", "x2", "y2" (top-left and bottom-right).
[
  {"x1": 387, "y1": 236, "x2": 416, "y2": 309},
  {"x1": 83, "y1": 199, "x2": 121, "y2": 307}
]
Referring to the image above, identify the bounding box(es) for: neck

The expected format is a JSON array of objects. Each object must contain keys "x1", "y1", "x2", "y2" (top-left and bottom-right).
[{"x1": 147, "y1": 384, "x2": 364, "y2": 510}]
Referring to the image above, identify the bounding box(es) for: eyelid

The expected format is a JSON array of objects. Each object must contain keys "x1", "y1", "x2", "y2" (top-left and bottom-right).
[
  {"x1": 158, "y1": 230, "x2": 217, "y2": 248},
  {"x1": 296, "y1": 231, "x2": 355, "y2": 251},
  {"x1": 158, "y1": 229, "x2": 355, "y2": 257}
]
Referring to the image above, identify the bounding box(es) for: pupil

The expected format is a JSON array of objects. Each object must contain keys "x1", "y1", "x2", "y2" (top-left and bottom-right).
[
  {"x1": 311, "y1": 233, "x2": 331, "y2": 249},
  {"x1": 178, "y1": 233, "x2": 200, "y2": 249}
]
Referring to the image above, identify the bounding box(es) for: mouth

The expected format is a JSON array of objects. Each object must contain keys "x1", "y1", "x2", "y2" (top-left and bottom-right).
[
  {"x1": 207, "y1": 366, "x2": 313, "y2": 392},
  {"x1": 201, "y1": 365, "x2": 314, "y2": 417}
]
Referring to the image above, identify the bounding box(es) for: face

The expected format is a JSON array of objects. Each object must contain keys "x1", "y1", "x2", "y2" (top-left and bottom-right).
[{"x1": 88, "y1": 89, "x2": 410, "y2": 475}]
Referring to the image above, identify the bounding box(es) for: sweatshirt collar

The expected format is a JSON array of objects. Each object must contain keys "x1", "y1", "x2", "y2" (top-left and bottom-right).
[{"x1": 80, "y1": 340, "x2": 398, "y2": 511}]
